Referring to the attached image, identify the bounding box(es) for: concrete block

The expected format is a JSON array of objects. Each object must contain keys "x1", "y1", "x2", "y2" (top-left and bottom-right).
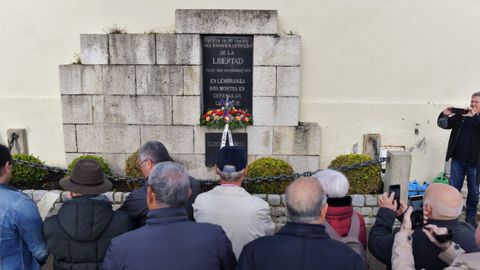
[
  {"x1": 63, "y1": 125, "x2": 77, "y2": 152},
  {"x1": 136, "y1": 65, "x2": 183, "y2": 95},
  {"x1": 384, "y1": 151, "x2": 412, "y2": 203},
  {"x1": 76, "y1": 125, "x2": 140, "y2": 153},
  {"x1": 96, "y1": 153, "x2": 128, "y2": 175},
  {"x1": 170, "y1": 154, "x2": 216, "y2": 180},
  {"x1": 271, "y1": 207, "x2": 287, "y2": 217},
  {"x1": 276, "y1": 216, "x2": 288, "y2": 224},
  {"x1": 246, "y1": 126, "x2": 272, "y2": 155},
  {"x1": 277, "y1": 67, "x2": 300, "y2": 97},
  {"x1": 140, "y1": 126, "x2": 194, "y2": 154},
  {"x1": 273, "y1": 123, "x2": 321, "y2": 155},
  {"x1": 253, "y1": 67, "x2": 276, "y2": 96},
  {"x1": 288, "y1": 155, "x2": 320, "y2": 173},
  {"x1": 351, "y1": 195, "x2": 365, "y2": 207},
  {"x1": 193, "y1": 126, "x2": 245, "y2": 154},
  {"x1": 59, "y1": 65, "x2": 102, "y2": 95},
  {"x1": 109, "y1": 34, "x2": 155, "y2": 64},
  {"x1": 253, "y1": 97, "x2": 299, "y2": 126},
  {"x1": 365, "y1": 195, "x2": 378, "y2": 206},
  {"x1": 267, "y1": 194, "x2": 281, "y2": 206},
  {"x1": 183, "y1": 66, "x2": 201, "y2": 95},
  {"x1": 92, "y1": 95, "x2": 172, "y2": 125},
  {"x1": 61, "y1": 95, "x2": 92, "y2": 124},
  {"x1": 50, "y1": 190, "x2": 62, "y2": 203},
  {"x1": 175, "y1": 9, "x2": 278, "y2": 34},
  {"x1": 361, "y1": 207, "x2": 373, "y2": 217},
  {"x1": 280, "y1": 194, "x2": 286, "y2": 206},
  {"x1": 253, "y1": 194, "x2": 267, "y2": 201},
  {"x1": 7, "y1": 129, "x2": 28, "y2": 155},
  {"x1": 101, "y1": 66, "x2": 135, "y2": 95},
  {"x1": 80, "y1": 34, "x2": 108, "y2": 64},
  {"x1": 173, "y1": 96, "x2": 200, "y2": 125},
  {"x1": 32, "y1": 190, "x2": 47, "y2": 203},
  {"x1": 254, "y1": 35, "x2": 301, "y2": 66},
  {"x1": 156, "y1": 34, "x2": 201, "y2": 65},
  {"x1": 113, "y1": 192, "x2": 124, "y2": 204}
]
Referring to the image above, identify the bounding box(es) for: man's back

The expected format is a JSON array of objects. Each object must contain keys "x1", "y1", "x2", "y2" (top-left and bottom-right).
[
  {"x1": 0, "y1": 184, "x2": 47, "y2": 270},
  {"x1": 238, "y1": 222, "x2": 366, "y2": 270},
  {"x1": 44, "y1": 195, "x2": 133, "y2": 270},
  {"x1": 193, "y1": 185, "x2": 275, "y2": 258},
  {"x1": 102, "y1": 208, "x2": 236, "y2": 270}
]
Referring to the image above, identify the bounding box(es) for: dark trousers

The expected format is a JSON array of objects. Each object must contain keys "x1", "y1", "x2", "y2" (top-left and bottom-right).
[{"x1": 450, "y1": 159, "x2": 479, "y2": 219}]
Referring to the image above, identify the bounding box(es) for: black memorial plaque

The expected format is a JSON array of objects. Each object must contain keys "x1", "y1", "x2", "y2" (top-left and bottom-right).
[
  {"x1": 205, "y1": 133, "x2": 248, "y2": 167},
  {"x1": 202, "y1": 35, "x2": 253, "y2": 114}
]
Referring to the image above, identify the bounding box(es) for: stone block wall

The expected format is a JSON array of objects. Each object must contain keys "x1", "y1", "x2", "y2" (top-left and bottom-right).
[
  {"x1": 60, "y1": 9, "x2": 320, "y2": 179},
  {"x1": 25, "y1": 190, "x2": 380, "y2": 229}
]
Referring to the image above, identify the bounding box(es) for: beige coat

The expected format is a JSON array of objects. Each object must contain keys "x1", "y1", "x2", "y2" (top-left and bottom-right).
[
  {"x1": 193, "y1": 185, "x2": 275, "y2": 259},
  {"x1": 392, "y1": 230, "x2": 480, "y2": 270}
]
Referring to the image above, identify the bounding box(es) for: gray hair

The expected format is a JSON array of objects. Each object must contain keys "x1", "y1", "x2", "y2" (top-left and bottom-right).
[
  {"x1": 286, "y1": 177, "x2": 327, "y2": 224},
  {"x1": 216, "y1": 166, "x2": 245, "y2": 181},
  {"x1": 472, "y1": 91, "x2": 480, "y2": 98},
  {"x1": 139, "y1": 141, "x2": 173, "y2": 164},
  {"x1": 148, "y1": 162, "x2": 190, "y2": 208},
  {"x1": 312, "y1": 169, "x2": 349, "y2": 198}
]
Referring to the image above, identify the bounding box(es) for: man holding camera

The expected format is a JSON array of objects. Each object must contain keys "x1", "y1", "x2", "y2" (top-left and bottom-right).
[{"x1": 438, "y1": 92, "x2": 480, "y2": 228}]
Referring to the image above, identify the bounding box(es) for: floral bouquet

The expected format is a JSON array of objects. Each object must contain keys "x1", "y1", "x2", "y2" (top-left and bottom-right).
[{"x1": 200, "y1": 99, "x2": 253, "y2": 129}]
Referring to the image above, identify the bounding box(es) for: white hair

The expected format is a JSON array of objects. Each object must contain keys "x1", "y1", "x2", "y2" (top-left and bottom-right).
[{"x1": 312, "y1": 169, "x2": 349, "y2": 198}]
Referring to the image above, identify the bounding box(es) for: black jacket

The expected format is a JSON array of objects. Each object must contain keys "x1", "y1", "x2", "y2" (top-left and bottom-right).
[
  {"x1": 238, "y1": 222, "x2": 366, "y2": 270},
  {"x1": 102, "y1": 208, "x2": 236, "y2": 270},
  {"x1": 437, "y1": 112, "x2": 480, "y2": 164},
  {"x1": 120, "y1": 176, "x2": 201, "y2": 227},
  {"x1": 43, "y1": 195, "x2": 134, "y2": 270},
  {"x1": 368, "y1": 208, "x2": 479, "y2": 270}
]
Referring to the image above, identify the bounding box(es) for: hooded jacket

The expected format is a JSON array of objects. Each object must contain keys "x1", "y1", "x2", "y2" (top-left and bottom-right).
[{"x1": 43, "y1": 195, "x2": 133, "y2": 270}]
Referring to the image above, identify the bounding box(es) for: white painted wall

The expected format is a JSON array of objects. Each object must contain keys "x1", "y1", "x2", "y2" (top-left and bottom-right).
[{"x1": 1, "y1": 0, "x2": 479, "y2": 180}]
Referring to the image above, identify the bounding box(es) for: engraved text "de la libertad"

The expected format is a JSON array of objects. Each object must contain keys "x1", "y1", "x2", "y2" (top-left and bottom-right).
[{"x1": 212, "y1": 57, "x2": 243, "y2": 65}]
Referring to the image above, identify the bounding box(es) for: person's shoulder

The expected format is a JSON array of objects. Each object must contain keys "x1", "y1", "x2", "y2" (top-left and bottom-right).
[{"x1": 43, "y1": 214, "x2": 59, "y2": 231}]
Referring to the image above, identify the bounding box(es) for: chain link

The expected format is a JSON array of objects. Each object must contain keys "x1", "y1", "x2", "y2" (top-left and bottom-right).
[{"x1": 12, "y1": 156, "x2": 388, "y2": 187}]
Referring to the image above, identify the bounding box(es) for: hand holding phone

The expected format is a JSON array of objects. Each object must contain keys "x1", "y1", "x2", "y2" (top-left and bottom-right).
[
  {"x1": 423, "y1": 224, "x2": 453, "y2": 250},
  {"x1": 388, "y1": 185, "x2": 401, "y2": 210},
  {"x1": 451, "y1": 107, "x2": 468, "y2": 115},
  {"x1": 409, "y1": 195, "x2": 424, "y2": 229}
]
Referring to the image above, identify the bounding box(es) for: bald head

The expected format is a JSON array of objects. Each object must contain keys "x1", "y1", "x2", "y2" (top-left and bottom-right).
[
  {"x1": 424, "y1": 183, "x2": 463, "y2": 220},
  {"x1": 285, "y1": 177, "x2": 327, "y2": 224}
]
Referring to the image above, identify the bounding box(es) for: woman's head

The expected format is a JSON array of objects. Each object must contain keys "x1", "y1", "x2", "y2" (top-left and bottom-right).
[{"x1": 312, "y1": 169, "x2": 349, "y2": 198}]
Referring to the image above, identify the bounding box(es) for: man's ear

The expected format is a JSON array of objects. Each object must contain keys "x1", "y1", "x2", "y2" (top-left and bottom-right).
[
  {"x1": 319, "y1": 203, "x2": 328, "y2": 223},
  {"x1": 147, "y1": 185, "x2": 155, "y2": 205}
]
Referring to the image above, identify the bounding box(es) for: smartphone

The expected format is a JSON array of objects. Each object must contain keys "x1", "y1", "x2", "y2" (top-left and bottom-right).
[
  {"x1": 409, "y1": 195, "x2": 424, "y2": 229},
  {"x1": 451, "y1": 107, "x2": 468, "y2": 115},
  {"x1": 388, "y1": 184, "x2": 401, "y2": 210}
]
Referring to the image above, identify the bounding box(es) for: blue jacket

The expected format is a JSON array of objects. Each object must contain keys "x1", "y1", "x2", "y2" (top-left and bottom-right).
[
  {"x1": 120, "y1": 177, "x2": 201, "y2": 227},
  {"x1": 0, "y1": 184, "x2": 48, "y2": 270},
  {"x1": 102, "y1": 207, "x2": 236, "y2": 270},
  {"x1": 238, "y1": 222, "x2": 366, "y2": 270}
]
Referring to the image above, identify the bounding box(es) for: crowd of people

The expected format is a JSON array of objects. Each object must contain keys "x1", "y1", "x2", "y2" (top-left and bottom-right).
[{"x1": 1, "y1": 92, "x2": 480, "y2": 269}]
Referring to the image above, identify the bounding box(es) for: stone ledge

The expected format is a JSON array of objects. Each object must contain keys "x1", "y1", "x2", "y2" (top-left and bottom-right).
[
  {"x1": 80, "y1": 34, "x2": 108, "y2": 64},
  {"x1": 272, "y1": 123, "x2": 321, "y2": 155},
  {"x1": 156, "y1": 34, "x2": 201, "y2": 65},
  {"x1": 175, "y1": 9, "x2": 278, "y2": 34},
  {"x1": 109, "y1": 34, "x2": 155, "y2": 64}
]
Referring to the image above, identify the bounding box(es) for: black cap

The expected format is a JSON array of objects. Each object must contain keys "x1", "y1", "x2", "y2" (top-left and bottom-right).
[{"x1": 216, "y1": 146, "x2": 247, "y2": 173}]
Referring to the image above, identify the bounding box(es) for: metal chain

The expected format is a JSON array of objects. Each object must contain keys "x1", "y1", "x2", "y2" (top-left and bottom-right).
[{"x1": 13, "y1": 156, "x2": 388, "y2": 186}]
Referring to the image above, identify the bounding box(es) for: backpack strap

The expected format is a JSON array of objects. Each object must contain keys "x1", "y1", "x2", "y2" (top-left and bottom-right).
[
  {"x1": 346, "y1": 213, "x2": 361, "y2": 238},
  {"x1": 323, "y1": 220, "x2": 341, "y2": 240}
]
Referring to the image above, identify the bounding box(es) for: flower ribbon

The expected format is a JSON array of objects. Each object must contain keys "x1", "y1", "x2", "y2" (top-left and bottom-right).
[{"x1": 220, "y1": 123, "x2": 234, "y2": 149}]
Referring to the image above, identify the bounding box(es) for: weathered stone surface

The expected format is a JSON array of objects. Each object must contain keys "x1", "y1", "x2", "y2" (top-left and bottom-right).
[
  {"x1": 246, "y1": 126, "x2": 272, "y2": 155},
  {"x1": 253, "y1": 66, "x2": 276, "y2": 96},
  {"x1": 109, "y1": 34, "x2": 155, "y2": 64},
  {"x1": 156, "y1": 34, "x2": 201, "y2": 65},
  {"x1": 253, "y1": 97, "x2": 299, "y2": 126},
  {"x1": 362, "y1": 207, "x2": 373, "y2": 216},
  {"x1": 253, "y1": 194, "x2": 267, "y2": 201},
  {"x1": 365, "y1": 195, "x2": 377, "y2": 206},
  {"x1": 175, "y1": 9, "x2": 278, "y2": 34},
  {"x1": 76, "y1": 125, "x2": 140, "y2": 153},
  {"x1": 273, "y1": 123, "x2": 321, "y2": 155},
  {"x1": 80, "y1": 34, "x2": 108, "y2": 64},
  {"x1": 113, "y1": 192, "x2": 124, "y2": 204},
  {"x1": 101, "y1": 66, "x2": 135, "y2": 95},
  {"x1": 183, "y1": 66, "x2": 201, "y2": 95},
  {"x1": 271, "y1": 207, "x2": 287, "y2": 217},
  {"x1": 173, "y1": 96, "x2": 200, "y2": 125},
  {"x1": 136, "y1": 66, "x2": 183, "y2": 95},
  {"x1": 59, "y1": 65, "x2": 102, "y2": 95},
  {"x1": 92, "y1": 95, "x2": 172, "y2": 125},
  {"x1": 63, "y1": 125, "x2": 77, "y2": 152},
  {"x1": 254, "y1": 35, "x2": 301, "y2": 66},
  {"x1": 170, "y1": 154, "x2": 216, "y2": 180},
  {"x1": 193, "y1": 126, "x2": 246, "y2": 154},
  {"x1": 385, "y1": 151, "x2": 412, "y2": 203},
  {"x1": 267, "y1": 194, "x2": 281, "y2": 206},
  {"x1": 351, "y1": 195, "x2": 365, "y2": 206},
  {"x1": 61, "y1": 95, "x2": 92, "y2": 124},
  {"x1": 288, "y1": 155, "x2": 319, "y2": 173},
  {"x1": 96, "y1": 153, "x2": 128, "y2": 175},
  {"x1": 280, "y1": 194, "x2": 286, "y2": 206},
  {"x1": 277, "y1": 67, "x2": 300, "y2": 96},
  {"x1": 140, "y1": 126, "x2": 194, "y2": 154}
]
